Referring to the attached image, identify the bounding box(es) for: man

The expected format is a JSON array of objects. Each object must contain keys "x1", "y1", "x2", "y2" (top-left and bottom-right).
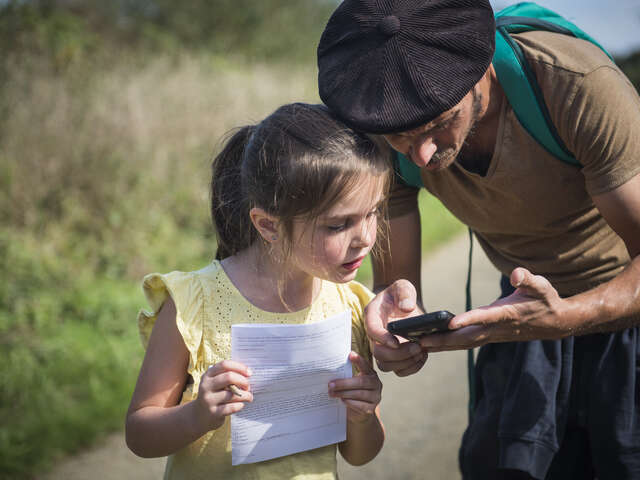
[{"x1": 317, "y1": 0, "x2": 640, "y2": 479}]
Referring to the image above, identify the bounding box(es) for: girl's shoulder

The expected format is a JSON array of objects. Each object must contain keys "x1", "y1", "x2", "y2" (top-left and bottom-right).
[
  {"x1": 140, "y1": 261, "x2": 224, "y2": 301},
  {"x1": 332, "y1": 280, "x2": 375, "y2": 307},
  {"x1": 137, "y1": 261, "x2": 226, "y2": 346}
]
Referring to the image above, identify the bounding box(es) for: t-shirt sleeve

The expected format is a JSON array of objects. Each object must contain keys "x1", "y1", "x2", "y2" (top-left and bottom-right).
[
  {"x1": 568, "y1": 65, "x2": 640, "y2": 196},
  {"x1": 137, "y1": 271, "x2": 206, "y2": 388}
]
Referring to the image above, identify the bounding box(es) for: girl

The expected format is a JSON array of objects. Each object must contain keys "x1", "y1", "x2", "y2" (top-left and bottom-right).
[{"x1": 125, "y1": 103, "x2": 389, "y2": 479}]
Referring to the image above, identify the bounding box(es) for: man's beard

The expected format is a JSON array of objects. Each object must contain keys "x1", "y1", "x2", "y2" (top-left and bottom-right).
[
  {"x1": 456, "y1": 89, "x2": 485, "y2": 170},
  {"x1": 430, "y1": 90, "x2": 483, "y2": 170}
]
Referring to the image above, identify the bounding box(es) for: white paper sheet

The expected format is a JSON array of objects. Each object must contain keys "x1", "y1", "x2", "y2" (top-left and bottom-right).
[{"x1": 230, "y1": 310, "x2": 351, "y2": 465}]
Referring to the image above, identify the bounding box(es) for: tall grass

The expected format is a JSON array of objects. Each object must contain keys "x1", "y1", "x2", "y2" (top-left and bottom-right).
[
  {"x1": 0, "y1": 52, "x2": 461, "y2": 478},
  {"x1": 0, "y1": 53, "x2": 320, "y2": 478}
]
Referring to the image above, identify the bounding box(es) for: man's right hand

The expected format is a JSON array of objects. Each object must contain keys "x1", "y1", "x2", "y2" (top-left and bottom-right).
[{"x1": 365, "y1": 279, "x2": 428, "y2": 376}]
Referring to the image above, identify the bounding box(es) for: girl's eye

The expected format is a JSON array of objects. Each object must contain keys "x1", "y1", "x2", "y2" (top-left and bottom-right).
[{"x1": 327, "y1": 224, "x2": 346, "y2": 232}]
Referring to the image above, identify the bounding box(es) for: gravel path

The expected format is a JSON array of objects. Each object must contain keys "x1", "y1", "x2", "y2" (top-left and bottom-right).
[{"x1": 41, "y1": 233, "x2": 500, "y2": 480}]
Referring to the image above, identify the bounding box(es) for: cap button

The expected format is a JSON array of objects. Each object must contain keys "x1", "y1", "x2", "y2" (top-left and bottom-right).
[{"x1": 378, "y1": 15, "x2": 401, "y2": 37}]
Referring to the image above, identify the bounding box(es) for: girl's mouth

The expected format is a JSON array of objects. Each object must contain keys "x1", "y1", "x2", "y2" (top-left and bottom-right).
[{"x1": 342, "y1": 256, "x2": 365, "y2": 271}]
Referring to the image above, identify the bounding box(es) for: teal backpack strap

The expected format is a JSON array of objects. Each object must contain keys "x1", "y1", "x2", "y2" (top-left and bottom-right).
[
  {"x1": 393, "y1": 151, "x2": 424, "y2": 188},
  {"x1": 493, "y1": 2, "x2": 613, "y2": 167}
]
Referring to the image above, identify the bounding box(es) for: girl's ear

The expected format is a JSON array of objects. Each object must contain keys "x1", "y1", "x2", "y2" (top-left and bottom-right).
[{"x1": 249, "y1": 207, "x2": 281, "y2": 243}]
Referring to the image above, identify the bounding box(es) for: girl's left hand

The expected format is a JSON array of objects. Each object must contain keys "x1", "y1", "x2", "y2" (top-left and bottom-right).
[{"x1": 329, "y1": 351, "x2": 382, "y2": 424}]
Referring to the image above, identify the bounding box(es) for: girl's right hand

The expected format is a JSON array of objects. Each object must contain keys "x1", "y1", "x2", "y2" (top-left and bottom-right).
[{"x1": 194, "y1": 360, "x2": 253, "y2": 431}]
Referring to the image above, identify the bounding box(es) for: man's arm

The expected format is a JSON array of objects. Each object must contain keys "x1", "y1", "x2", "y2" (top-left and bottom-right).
[
  {"x1": 420, "y1": 173, "x2": 640, "y2": 351},
  {"x1": 373, "y1": 208, "x2": 423, "y2": 300}
]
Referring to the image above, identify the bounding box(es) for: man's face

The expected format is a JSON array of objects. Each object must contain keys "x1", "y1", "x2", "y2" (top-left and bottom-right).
[{"x1": 383, "y1": 88, "x2": 482, "y2": 171}]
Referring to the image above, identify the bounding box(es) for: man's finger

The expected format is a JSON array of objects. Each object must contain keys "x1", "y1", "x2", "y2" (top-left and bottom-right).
[
  {"x1": 511, "y1": 267, "x2": 553, "y2": 297},
  {"x1": 419, "y1": 326, "x2": 487, "y2": 352}
]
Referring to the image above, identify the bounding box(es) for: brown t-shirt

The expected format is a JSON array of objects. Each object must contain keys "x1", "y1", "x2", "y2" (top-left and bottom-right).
[{"x1": 389, "y1": 31, "x2": 640, "y2": 297}]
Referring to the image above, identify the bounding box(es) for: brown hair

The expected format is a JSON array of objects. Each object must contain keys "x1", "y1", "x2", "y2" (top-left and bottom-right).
[{"x1": 211, "y1": 102, "x2": 390, "y2": 260}]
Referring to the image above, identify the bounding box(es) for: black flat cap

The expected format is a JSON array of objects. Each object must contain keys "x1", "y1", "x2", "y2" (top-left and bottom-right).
[{"x1": 317, "y1": 0, "x2": 496, "y2": 134}]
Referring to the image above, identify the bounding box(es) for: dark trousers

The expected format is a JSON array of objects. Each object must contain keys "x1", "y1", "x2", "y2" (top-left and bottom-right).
[{"x1": 459, "y1": 276, "x2": 640, "y2": 480}]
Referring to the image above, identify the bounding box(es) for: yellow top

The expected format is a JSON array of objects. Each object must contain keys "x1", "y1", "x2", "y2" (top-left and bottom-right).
[{"x1": 138, "y1": 260, "x2": 374, "y2": 480}]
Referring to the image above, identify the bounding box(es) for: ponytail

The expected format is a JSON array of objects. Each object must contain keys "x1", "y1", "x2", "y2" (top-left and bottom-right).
[{"x1": 210, "y1": 125, "x2": 256, "y2": 260}]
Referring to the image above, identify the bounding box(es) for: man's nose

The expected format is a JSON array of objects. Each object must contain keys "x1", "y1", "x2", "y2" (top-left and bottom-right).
[
  {"x1": 411, "y1": 139, "x2": 437, "y2": 167},
  {"x1": 386, "y1": 134, "x2": 437, "y2": 167}
]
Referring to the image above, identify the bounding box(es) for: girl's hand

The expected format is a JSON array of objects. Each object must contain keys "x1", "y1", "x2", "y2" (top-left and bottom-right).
[
  {"x1": 194, "y1": 360, "x2": 253, "y2": 431},
  {"x1": 329, "y1": 352, "x2": 382, "y2": 424}
]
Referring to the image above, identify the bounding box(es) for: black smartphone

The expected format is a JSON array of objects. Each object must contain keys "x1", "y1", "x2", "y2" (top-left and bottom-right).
[{"x1": 387, "y1": 310, "x2": 455, "y2": 340}]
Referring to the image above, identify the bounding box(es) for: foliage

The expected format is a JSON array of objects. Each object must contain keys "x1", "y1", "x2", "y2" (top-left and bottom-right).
[
  {"x1": 0, "y1": 0, "x2": 336, "y2": 67},
  {"x1": 0, "y1": 230, "x2": 143, "y2": 476}
]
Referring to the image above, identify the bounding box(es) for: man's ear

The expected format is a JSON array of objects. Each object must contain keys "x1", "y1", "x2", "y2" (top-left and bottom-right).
[{"x1": 249, "y1": 207, "x2": 280, "y2": 243}]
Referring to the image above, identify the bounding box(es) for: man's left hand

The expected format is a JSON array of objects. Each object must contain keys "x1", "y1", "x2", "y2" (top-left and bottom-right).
[{"x1": 419, "y1": 267, "x2": 572, "y2": 352}]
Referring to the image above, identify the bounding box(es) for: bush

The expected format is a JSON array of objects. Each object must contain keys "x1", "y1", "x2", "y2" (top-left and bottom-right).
[{"x1": 0, "y1": 231, "x2": 143, "y2": 476}]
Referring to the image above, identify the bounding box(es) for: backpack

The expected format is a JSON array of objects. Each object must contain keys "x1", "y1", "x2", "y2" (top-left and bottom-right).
[{"x1": 393, "y1": 1, "x2": 614, "y2": 188}]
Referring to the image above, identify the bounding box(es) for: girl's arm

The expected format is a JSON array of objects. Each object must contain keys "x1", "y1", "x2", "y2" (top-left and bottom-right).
[
  {"x1": 330, "y1": 351, "x2": 385, "y2": 466},
  {"x1": 125, "y1": 297, "x2": 253, "y2": 458}
]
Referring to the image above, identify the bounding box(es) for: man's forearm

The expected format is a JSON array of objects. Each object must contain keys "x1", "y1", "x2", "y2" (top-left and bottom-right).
[{"x1": 563, "y1": 254, "x2": 640, "y2": 336}]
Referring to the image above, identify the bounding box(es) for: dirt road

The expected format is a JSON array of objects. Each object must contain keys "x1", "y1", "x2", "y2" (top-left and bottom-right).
[{"x1": 42, "y1": 233, "x2": 500, "y2": 480}]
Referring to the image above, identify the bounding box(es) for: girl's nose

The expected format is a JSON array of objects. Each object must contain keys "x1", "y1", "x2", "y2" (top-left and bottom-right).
[{"x1": 352, "y1": 219, "x2": 376, "y2": 248}]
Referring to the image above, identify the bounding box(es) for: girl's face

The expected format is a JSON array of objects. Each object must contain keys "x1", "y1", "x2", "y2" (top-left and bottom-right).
[{"x1": 288, "y1": 173, "x2": 386, "y2": 284}]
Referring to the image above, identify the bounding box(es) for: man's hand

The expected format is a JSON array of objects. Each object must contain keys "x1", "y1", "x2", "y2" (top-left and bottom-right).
[
  {"x1": 365, "y1": 279, "x2": 429, "y2": 376},
  {"x1": 419, "y1": 267, "x2": 572, "y2": 352}
]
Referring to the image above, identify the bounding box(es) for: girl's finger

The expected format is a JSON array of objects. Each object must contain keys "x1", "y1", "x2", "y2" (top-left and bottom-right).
[
  {"x1": 349, "y1": 351, "x2": 375, "y2": 375},
  {"x1": 203, "y1": 387, "x2": 253, "y2": 405},
  {"x1": 342, "y1": 399, "x2": 377, "y2": 416},
  {"x1": 204, "y1": 360, "x2": 252, "y2": 379},
  {"x1": 330, "y1": 374, "x2": 380, "y2": 393},
  {"x1": 213, "y1": 401, "x2": 248, "y2": 416},
  {"x1": 392, "y1": 352, "x2": 428, "y2": 377},
  {"x1": 207, "y1": 370, "x2": 252, "y2": 393},
  {"x1": 332, "y1": 387, "x2": 380, "y2": 404}
]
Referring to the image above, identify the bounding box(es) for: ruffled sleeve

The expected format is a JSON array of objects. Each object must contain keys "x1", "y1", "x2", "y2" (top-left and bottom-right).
[{"x1": 137, "y1": 271, "x2": 207, "y2": 389}]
